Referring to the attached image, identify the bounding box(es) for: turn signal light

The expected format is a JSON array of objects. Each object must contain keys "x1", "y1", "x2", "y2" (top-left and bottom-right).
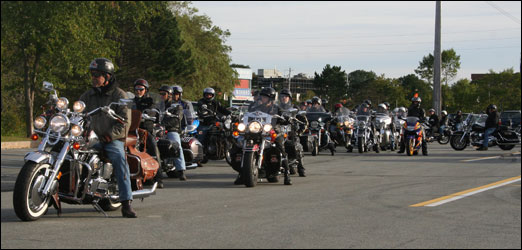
[
  {"x1": 233, "y1": 131, "x2": 239, "y2": 137},
  {"x1": 73, "y1": 142, "x2": 81, "y2": 150},
  {"x1": 31, "y1": 134, "x2": 39, "y2": 140},
  {"x1": 271, "y1": 133, "x2": 278, "y2": 140},
  {"x1": 215, "y1": 122, "x2": 221, "y2": 127}
]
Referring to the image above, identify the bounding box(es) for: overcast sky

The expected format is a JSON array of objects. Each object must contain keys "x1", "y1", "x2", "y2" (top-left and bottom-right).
[{"x1": 191, "y1": 1, "x2": 521, "y2": 83}]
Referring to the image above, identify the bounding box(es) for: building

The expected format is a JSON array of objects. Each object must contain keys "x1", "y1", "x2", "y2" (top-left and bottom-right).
[
  {"x1": 253, "y1": 71, "x2": 318, "y2": 101},
  {"x1": 258, "y1": 68, "x2": 283, "y2": 78}
]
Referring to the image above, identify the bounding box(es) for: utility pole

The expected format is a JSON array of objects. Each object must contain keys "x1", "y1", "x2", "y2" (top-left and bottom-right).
[
  {"x1": 433, "y1": 1, "x2": 442, "y2": 116},
  {"x1": 288, "y1": 67, "x2": 292, "y2": 90}
]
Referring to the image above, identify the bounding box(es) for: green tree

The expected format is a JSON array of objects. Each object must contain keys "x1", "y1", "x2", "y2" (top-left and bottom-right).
[
  {"x1": 414, "y1": 48, "x2": 461, "y2": 85},
  {"x1": 472, "y1": 69, "x2": 521, "y2": 112},
  {"x1": 313, "y1": 64, "x2": 348, "y2": 110},
  {"x1": 449, "y1": 78, "x2": 479, "y2": 112},
  {"x1": 346, "y1": 69, "x2": 377, "y2": 104},
  {"x1": 398, "y1": 74, "x2": 433, "y2": 109}
]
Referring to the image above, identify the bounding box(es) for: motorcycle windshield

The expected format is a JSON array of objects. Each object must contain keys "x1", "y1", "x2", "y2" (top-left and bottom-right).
[
  {"x1": 406, "y1": 116, "x2": 420, "y2": 125},
  {"x1": 242, "y1": 111, "x2": 274, "y2": 125},
  {"x1": 305, "y1": 112, "x2": 332, "y2": 122},
  {"x1": 334, "y1": 107, "x2": 352, "y2": 117}
]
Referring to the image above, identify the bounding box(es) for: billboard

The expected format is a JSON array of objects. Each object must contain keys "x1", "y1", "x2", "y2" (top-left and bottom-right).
[{"x1": 232, "y1": 68, "x2": 253, "y2": 101}]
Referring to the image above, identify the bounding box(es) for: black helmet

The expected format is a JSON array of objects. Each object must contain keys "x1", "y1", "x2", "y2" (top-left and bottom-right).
[
  {"x1": 134, "y1": 78, "x2": 149, "y2": 89},
  {"x1": 311, "y1": 96, "x2": 322, "y2": 105},
  {"x1": 487, "y1": 104, "x2": 497, "y2": 110},
  {"x1": 279, "y1": 88, "x2": 292, "y2": 99},
  {"x1": 158, "y1": 85, "x2": 173, "y2": 95},
  {"x1": 363, "y1": 99, "x2": 372, "y2": 107},
  {"x1": 203, "y1": 87, "x2": 215, "y2": 101},
  {"x1": 89, "y1": 58, "x2": 115, "y2": 76},
  {"x1": 259, "y1": 87, "x2": 276, "y2": 100}
]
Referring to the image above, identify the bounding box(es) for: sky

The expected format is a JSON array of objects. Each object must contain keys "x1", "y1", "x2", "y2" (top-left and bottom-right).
[{"x1": 191, "y1": 1, "x2": 521, "y2": 83}]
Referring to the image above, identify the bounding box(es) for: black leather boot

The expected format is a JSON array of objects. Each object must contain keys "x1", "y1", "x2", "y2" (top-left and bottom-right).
[
  {"x1": 178, "y1": 170, "x2": 187, "y2": 181},
  {"x1": 282, "y1": 159, "x2": 292, "y2": 185},
  {"x1": 154, "y1": 168, "x2": 164, "y2": 189},
  {"x1": 121, "y1": 200, "x2": 137, "y2": 218}
]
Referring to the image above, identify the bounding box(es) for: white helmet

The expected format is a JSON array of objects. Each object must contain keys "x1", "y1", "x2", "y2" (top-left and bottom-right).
[{"x1": 441, "y1": 110, "x2": 447, "y2": 116}]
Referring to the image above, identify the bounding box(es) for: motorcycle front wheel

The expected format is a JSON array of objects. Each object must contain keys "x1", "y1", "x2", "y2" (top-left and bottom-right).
[
  {"x1": 498, "y1": 145, "x2": 515, "y2": 150},
  {"x1": 438, "y1": 135, "x2": 450, "y2": 144},
  {"x1": 406, "y1": 139, "x2": 415, "y2": 156},
  {"x1": 13, "y1": 162, "x2": 53, "y2": 221},
  {"x1": 358, "y1": 137, "x2": 365, "y2": 153},
  {"x1": 450, "y1": 135, "x2": 468, "y2": 151},
  {"x1": 241, "y1": 152, "x2": 258, "y2": 187}
]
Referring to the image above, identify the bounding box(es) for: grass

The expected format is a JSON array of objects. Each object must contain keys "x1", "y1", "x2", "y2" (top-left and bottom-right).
[{"x1": 1, "y1": 135, "x2": 32, "y2": 142}]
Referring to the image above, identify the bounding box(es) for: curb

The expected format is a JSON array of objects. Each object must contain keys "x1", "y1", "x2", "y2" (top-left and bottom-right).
[{"x1": 1, "y1": 141, "x2": 40, "y2": 150}]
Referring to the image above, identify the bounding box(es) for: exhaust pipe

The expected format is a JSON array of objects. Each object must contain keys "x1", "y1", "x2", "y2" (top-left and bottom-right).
[
  {"x1": 109, "y1": 182, "x2": 158, "y2": 201},
  {"x1": 186, "y1": 163, "x2": 198, "y2": 170}
]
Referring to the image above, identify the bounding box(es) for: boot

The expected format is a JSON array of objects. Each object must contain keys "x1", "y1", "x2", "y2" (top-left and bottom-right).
[
  {"x1": 121, "y1": 200, "x2": 137, "y2": 218},
  {"x1": 297, "y1": 161, "x2": 306, "y2": 177},
  {"x1": 284, "y1": 173, "x2": 293, "y2": 185},
  {"x1": 282, "y1": 158, "x2": 292, "y2": 185},
  {"x1": 178, "y1": 170, "x2": 187, "y2": 181},
  {"x1": 397, "y1": 140, "x2": 405, "y2": 153},
  {"x1": 234, "y1": 174, "x2": 243, "y2": 185},
  {"x1": 154, "y1": 168, "x2": 164, "y2": 189}
]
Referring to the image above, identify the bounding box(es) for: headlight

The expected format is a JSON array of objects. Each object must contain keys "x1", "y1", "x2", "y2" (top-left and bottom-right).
[
  {"x1": 73, "y1": 101, "x2": 86, "y2": 113},
  {"x1": 263, "y1": 124, "x2": 272, "y2": 133},
  {"x1": 224, "y1": 119, "x2": 231, "y2": 130},
  {"x1": 56, "y1": 97, "x2": 69, "y2": 111},
  {"x1": 248, "y1": 121, "x2": 262, "y2": 133},
  {"x1": 50, "y1": 114, "x2": 70, "y2": 134},
  {"x1": 34, "y1": 116, "x2": 47, "y2": 129},
  {"x1": 310, "y1": 121, "x2": 319, "y2": 128},
  {"x1": 237, "y1": 123, "x2": 246, "y2": 132},
  {"x1": 343, "y1": 121, "x2": 350, "y2": 127},
  {"x1": 71, "y1": 124, "x2": 83, "y2": 137}
]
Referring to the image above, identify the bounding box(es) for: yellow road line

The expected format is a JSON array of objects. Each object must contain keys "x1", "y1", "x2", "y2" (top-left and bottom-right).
[{"x1": 410, "y1": 176, "x2": 521, "y2": 207}]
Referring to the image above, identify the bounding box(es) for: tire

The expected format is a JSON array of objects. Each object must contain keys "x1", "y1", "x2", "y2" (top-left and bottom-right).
[
  {"x1": 450, "y1": 134, "x2": 468, "y2": 151},
  {"x1": 13, "y1": 162, "x2": 53, "y2": 221},
  {"x1": 99, "y1": 198, "x2": 122, "y2": 211},
  {"x1": 406, "y1": 139, "x2": 414, "y2": 156},
  {"x1": 267, "y1": 175, "x2": 279, "y2": 183},
  {"x1": 498, "y1": 145, "x2": 515, "y2": 150},
  {"x1": 438, "y1": 135, "x2": 450, "y2": 145},
  {"x1": 311, "y1": 139, "x2": 319, "y2": 156},
  {"x1": 241, "y1": 152, "x2": 257, "y2": 187},
  {"x1": 166, "y1": 170, "x2": 178, "y2": 178},
  {"x1": 422, "y1": 140, "x2": 428, "y2": 155}
]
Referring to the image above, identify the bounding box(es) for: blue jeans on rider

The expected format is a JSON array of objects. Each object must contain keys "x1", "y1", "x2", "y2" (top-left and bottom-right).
[
  {"x1": 94, "y1": 140, "x2": 132, "y2": 202},
  {"x1": 483, "y1": 127, "x2": 496, "y2": 148},
  {"x1": 439, "y1": 125, "x2": 446, "y2": 135},
  {"x1": 167, "y1": 132, "x2": 186, "y2": 171}
]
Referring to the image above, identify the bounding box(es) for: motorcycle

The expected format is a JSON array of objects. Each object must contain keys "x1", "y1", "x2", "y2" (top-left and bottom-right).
[
  {"x1": 280, "y1": 109, "x2": 306, "y2": 176},
  {"x1": 198, "y1": 104, "x2": 231, "y2": 163},
  {"x1": 374, "y1": 112, "x2": 395, "y2": 151},
  {"x1": 450, "y1": 113, "x2": 521, "y2": 151},
  {"x1": 393, "y1": 115, "x2": 406, "y2": 151},
  {"x1": 303, "y1": 111, "x2": 336, "y2": 156},
  {"x1": 231, "y1": 110, "x2": 290, "y2": 187},
  {"x1": 13, "y1": 82, "x2": 159, "y2": 221},
  {"x1": 354, "y1": 108, "x2": 379, "y2": 153},
  {"x1": 401, "y1": 116, "x2": 428, "y2": 156},
  {"x1": 329, "y1": 107, "x2": 355, "y2": 152}
]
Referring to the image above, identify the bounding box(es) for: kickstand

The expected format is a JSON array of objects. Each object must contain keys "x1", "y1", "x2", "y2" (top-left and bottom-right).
[
  {"x1": 92, "y1": 201, "x2": 109, "y2": 218},
  {"x1": 51, "y1": 193, "x2": 62, "y2": 217}
]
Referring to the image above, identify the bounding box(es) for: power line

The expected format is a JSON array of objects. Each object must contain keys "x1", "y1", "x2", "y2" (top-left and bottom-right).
[{"x1": 485, "y1": 1, "x2": 521, "y2": 25}]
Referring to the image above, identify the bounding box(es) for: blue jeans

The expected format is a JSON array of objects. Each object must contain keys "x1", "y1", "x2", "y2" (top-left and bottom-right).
[
  {"x1": 94, "y1": 140, "x2": 132, "y2": 202},
  {"x1": 439, "y1": 125, "x2": 446, "y2": 135},
  {"x1": 483, "y1": 128, "x2": 496, "y2": 148},
  {"x1": 167, "y1": 132, "x2": 186, "y2": 171}
]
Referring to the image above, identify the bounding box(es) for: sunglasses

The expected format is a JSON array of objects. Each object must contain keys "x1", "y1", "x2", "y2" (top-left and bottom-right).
[
  {"x1": 134, "y1": 88, "x2": 145, "y2": 91},
  {"x1": 91, "y1": 71, "x2": 104, "y2": 77}
]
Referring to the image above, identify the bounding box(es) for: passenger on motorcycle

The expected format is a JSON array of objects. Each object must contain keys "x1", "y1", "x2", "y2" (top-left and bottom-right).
[
  {"x1": 197, "y1": 87, "x2": 231, "y2": 155},
  {"x1": 132, "y1": 79, "x2": 163, "y2": 188},
  {"x1": 307, "y1": 96, "x2": 326, "y2": 112},
  {"x1": 477, "y1": 104, "x2": 500, "y2": 151},
  {"x1": 157, "y1": 85, "x2": 187, "y2": 181},
  {"x1": 80, "y1": 58, "x2": 136, "y2": 218}
]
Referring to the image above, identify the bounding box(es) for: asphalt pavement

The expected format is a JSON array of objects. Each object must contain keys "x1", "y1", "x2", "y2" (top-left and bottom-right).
[{"x1": 1, "y1": 144, "x2": 520, "y2": 249}]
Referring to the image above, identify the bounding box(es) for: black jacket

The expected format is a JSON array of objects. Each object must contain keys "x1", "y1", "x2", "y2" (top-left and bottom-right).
[
  {"x1": 485, "y1": 111, "x2": 500, "y2": 129},
  {"x1": 407, "y1": 104, "x2": 425, "y2": 120},
  {"x1": 197, "y1": 98, "x2": 230, "y2": 126}
]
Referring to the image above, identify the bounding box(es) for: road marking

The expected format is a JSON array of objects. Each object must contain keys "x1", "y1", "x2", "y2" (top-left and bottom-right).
[
  {"x1": 461, "y1": 151, "x2": 521, "y2": 162},
  {"x1": 410, "y1": 176, "x2": 521, "y2": 207}
]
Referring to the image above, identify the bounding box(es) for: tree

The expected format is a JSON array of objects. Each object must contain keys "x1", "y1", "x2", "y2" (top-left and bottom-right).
[
  {"x1": 346, "y1": 70, "x2": 377, "y2": 104},
  {"x1": 414, "y1": 48, "x2": 461, "y2": 85},
  {"x1": 313, "y1": 64, "x2": 348, "y2": 110},
  {"x1": 471, "y1": 69, "x2": 521, "y2": 111},
  {"x1": 398, "y1": 74, "x2": 433, "y2": 109}
]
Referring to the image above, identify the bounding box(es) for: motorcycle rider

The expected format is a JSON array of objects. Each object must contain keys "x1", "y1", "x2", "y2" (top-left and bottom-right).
[
  {"x1": 398, "y1": 95, "x2": 426, "y2": 154},
  {"x1": 241, "y1": 87, "x2": 293, "y2": 185},
  {"x1": 80, "y1": 58, "x2": 136, "y2": 218},
  {"x1": 439, "y1": 110, "x2": 449, "y2": 137},
  {"x1": 132, "y1": 78, "x2": 163, "y2": 188},
  {"x1": 307, "y1": 96, "x2": 326, "y2": 112},
  {"x1": 197, "y1": 87, "x2": 231, "y2": 160},
  {"x1": 277, "y1": 89, "x2": 308, "y2": 177},
  {"x1": 427, "y1": 108, "x2": 439, "y2": 140},
  {"x1": 157, "y1": 85, "x2": 187, "y2": 181},
  {"x1": 477, "y1": 104, "x2": 500, "y2": 151}
]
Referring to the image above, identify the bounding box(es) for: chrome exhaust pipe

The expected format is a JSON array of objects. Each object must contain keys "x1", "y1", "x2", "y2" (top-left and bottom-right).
[
  {"x1": 185, "y1": 163, "x2": 198, "y2": 170},
  {"x1": 109, "y1": 182, "x2": 158, "y2": 201}
]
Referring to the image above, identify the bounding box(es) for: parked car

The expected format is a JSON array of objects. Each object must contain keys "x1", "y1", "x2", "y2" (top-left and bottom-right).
[{"x1": 500, "y1": 110, "x2": 521, "y2": 128}]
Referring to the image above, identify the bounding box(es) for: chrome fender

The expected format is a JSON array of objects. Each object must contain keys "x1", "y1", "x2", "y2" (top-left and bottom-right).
[{"x1": 24, "y1": 151, "x2": 54, "y2": 165}]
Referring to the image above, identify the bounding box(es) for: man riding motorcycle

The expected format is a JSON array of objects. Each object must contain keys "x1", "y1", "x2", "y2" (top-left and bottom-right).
[
  {"x1": 277, "y1": 89, "x2": 308, "y2": 177},
  {"x1": 197, "y1": 87, "x2": 231, "y2": 161},
  {"x1": 427, "y1": 108, "x2": 439, "y2": 140},
  {"x1": 80, "y1": 58, "x2": 136, "y2": 218},
  {"x1": 477, "y1": 104, "x2": 500, "y2": 151},
  {"x1": 131, "y1": 78, "x2": 163, "y2": 188},
  {"x1": 398, "y1": 95, "x2": 427, "y2": 154}
]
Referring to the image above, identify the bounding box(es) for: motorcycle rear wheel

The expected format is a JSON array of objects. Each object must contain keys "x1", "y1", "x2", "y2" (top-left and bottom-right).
[
  {"x1": 99, "y1": 198, "x2": 122, "y2": 211},
  {"x1": 438, "y1": 135, "x2": 450, "y2": 144},
  {"x1": 13, "y1": 162, "x2": 53, "y2": 221}
]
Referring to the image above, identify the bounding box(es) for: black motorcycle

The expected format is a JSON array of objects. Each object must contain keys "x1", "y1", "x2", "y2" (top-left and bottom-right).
[
  {"x1": 303, "y1": 111, "x2": 336, "y2": 156},
  {"x1": 450, "y1": 113, "x2": 520, "y2": 151},
  {"x1": 329, "y1": 107, "x2": 355, "y2": 152}
]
